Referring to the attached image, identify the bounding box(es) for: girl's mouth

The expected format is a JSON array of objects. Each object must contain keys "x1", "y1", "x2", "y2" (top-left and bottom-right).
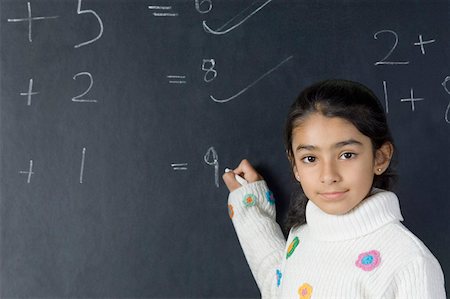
[{"x1": 319, "y1": 190, "x2": 348, "y2": 201}]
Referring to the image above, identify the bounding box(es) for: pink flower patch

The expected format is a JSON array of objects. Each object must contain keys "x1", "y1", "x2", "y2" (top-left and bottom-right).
[
  {"x1": 355, "y1": 250, "x2": 381, "y2": 271},
  {"x1": 298, "y1": 283, "x2": 313, "y2": 299}
]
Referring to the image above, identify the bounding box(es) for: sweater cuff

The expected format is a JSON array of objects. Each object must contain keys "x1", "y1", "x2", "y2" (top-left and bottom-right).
[{"x1": 227, "y1": 180, "x2": 276, "y2": 222}]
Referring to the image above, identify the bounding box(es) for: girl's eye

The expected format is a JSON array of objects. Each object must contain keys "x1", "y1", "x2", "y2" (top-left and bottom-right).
[
  {"x1": 301, "y1": 156, "x2": 316, "y2": 164},
  {"x1": 340, "y1": 152, "x2": 356, "y2": 160}
]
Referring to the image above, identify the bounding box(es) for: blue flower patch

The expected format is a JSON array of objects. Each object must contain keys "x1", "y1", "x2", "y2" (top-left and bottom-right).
[
  {"x1": 276, "y1": 269, "x2": 282, "y2": 287},
  {"x1": 266, "y1": 190, "x2": 275, "y2": 205},
  {"x1": 243, "y1": 194, "x2": 257, "y2": 207}
]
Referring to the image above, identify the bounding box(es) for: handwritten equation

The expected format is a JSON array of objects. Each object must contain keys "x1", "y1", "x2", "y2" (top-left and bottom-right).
[
  {"x1": 5, "y1": 0, "x2": 289, "y2": 187},
  {"x1": 7, "y1": 0, "x2": 102, "y2": 185},
  {"x1": 7, "y1": 0, "x2": 103, "y2": 47},
  {"x1": 171, "y1": 147, "x2": 220, "y2": 187},
  {"x1": 18, "y1": 147, "x2": 87, "y2": 184},
  {"x1": 8, "y1": 0, "x2": 101, "y2": 105},
  {"x1": 373, "y1": 29, "x2": 449, "y2": 122},
  {"x1": 170, "y1": 55, "x2": 293, "y2": 103},
  {"x1": 4, "y1": 1, "x2": 449, "y2": 189}
]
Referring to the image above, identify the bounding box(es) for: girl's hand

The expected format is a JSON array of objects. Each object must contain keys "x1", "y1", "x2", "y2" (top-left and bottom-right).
[{"x1": 222, "y1": 159, "x2": 264, "y2": 192}]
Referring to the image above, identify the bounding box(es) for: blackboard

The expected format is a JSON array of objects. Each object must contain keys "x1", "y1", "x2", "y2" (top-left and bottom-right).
[{"x1": 1, "y1": 0, "x2": 448, "y2": 297}]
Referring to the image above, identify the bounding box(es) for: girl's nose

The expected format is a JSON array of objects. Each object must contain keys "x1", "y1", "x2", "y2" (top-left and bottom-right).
[{"x1": 320, "y1": 161, "x2": 342, "y2": 184}]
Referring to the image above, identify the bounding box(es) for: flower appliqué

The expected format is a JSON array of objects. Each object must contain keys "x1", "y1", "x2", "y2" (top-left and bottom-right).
[
  {"x1": 276, "y1": 269, "x2": 282, "y2": 287},
  {"x1": 266, "y1": 190, "x2": 275, "y2": 205},
  {"x1": 243, "y1": 194, "x2": 257, "y2": 207},
  {"x1": 298, "y1": 283, "x2": 313, "y2": 299},
  {"x1": 228, "y1": 204, "x2": 234, "y2": 219},
  {"x1": 286, "y1": 236, "x2": 299, "y2": 259},
  {"x1": 355, "y1": 250, "x2": 381, "y2": 271}
]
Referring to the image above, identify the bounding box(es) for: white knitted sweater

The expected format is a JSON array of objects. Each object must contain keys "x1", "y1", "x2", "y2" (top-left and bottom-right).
[{"x1": 228, "y1": 180, "x2": 446, "y2": 299}]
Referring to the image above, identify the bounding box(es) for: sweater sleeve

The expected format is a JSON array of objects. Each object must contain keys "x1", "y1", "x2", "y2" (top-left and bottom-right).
[
  {"x1": 389, "y1": 255, "x2": 446, "y2": 299},
  {"x1": 227, "y1": 180, "x2": 286, "y2": 299}
]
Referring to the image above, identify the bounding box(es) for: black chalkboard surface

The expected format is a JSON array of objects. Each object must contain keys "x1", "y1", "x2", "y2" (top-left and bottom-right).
[{"x1": 1, "y1": 0, "x2": 448, "y2": 297}]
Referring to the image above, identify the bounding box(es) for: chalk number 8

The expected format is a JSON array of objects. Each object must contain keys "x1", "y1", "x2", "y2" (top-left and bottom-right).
[{"x1": 202, "y1": 59, "x2": 217, "y2": 83}]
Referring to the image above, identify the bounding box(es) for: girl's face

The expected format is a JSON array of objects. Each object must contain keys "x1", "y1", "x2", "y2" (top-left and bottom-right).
[{"x1": 291, "y1": 113, "x2": 392, "y2": 215}]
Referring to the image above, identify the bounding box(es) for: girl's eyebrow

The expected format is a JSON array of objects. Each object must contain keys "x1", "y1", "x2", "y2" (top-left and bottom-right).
[
  {"x1": 295, "y1": 139, "x2": 363, "y2": 152},
  {"x1": 295, "y1": 144, "x2": 317, "y2": 152},
  {"x1": 334, "y1": 139, "x2": 363, "y2": 148}
]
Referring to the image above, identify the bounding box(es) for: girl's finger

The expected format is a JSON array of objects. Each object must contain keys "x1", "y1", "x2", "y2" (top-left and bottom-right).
[
  {"x1": 222, "y1": 171, "x2": 241, "y2": 192},
  {"x1": 234, "y1": 159, "x2": 263, "y2": 182}
]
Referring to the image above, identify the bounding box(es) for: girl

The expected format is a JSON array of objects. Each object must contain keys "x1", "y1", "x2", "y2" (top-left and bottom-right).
[{"x1": 223, "y1": 79, "x2": 446, "y2": 298}]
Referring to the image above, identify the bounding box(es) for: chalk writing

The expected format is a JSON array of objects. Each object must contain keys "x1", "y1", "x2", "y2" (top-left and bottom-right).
[
  {"x1": 72, "y1": 72, "x2": 97, "y2": 103},
  {"x1": 167, "y1": 75, "x2": 187, "y2": 84},
  {"x1": 441, "y1": 76, "x2": 450, "y2": 124},
  {"x1": 381, "y1": 81, "x2": 449, "y2": 121},
  {"x1": 400, "y1": 88, "x2": 425, "y2": 112},
  {"x1": 80, "y1": 147, "x2": 86, "y2": 184},
  {"x1": 210, "y1": 55, "x2": 293, "y2": 103},
  {"x1": 195, "y1": 0, "x2": 213, "y2": 14},
  {"x1": 74, "y1": 0, "x2": 104, "y2": 48},
  {"x1": 373, "y1": 30, "x2": 410, "y2": 65},
  {"x1": 20, "y1": 78, "x2": 39, "y2": 106},
  {"x1": 148, "y1": 5, "x2": 178, "y2": 17},
  {"x1": 446, "y1": 104, "x2": 450, "y2": 124},
  {"x1": 373, "y1": 30, "x2": 448, "y2": 121},
  {"x1": 7, "y1": 2, "x2": 59, "y2": 43},
  {"x1": 382, "y1": 80, "x2": 389, "y2": 114},
  {"x1": 202, "y1": 0, "x2": 272, "y2": 35},
  {"x1": 19, "y1": 160, "x2": 34, "y2": 184},
  {"x1": 171, "y1": 163, "x2": 188, "y2": 171},
  {"x1": 202, "y1": 59, "x2": 217, "y2": 83},
  {"x1": 413, "y1": 35, "x2": 435, "y2": 55},
  {"x1": 203, "y1": 146, "x2": 219, "y2": 188}
]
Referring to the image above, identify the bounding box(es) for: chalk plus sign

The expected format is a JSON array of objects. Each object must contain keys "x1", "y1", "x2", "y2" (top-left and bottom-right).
[
  {"x1": 400, "y1": 88, "x2": 425, "y2": 112},
  {"x1": 19, "y1": 160, "x2": 34, "y2": 184},
  {"x1": 413, "y1": 34, "x2": 436, "y2": 55},
  {"x1": 7, "y1": 2, "x2": 59, "y2": 43},
  {"x1": 20, "y1": 79, "x2": 39, "y2": 106}
]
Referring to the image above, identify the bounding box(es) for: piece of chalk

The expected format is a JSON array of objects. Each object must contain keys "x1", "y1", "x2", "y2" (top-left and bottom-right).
[{"x1": 224, "y1": 168, "x2": 248, "y2": 185}]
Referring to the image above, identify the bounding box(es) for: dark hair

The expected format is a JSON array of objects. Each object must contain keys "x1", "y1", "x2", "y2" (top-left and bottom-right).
[{"x1": 283, "y1": 79, "x2": 397, "y2": 232}]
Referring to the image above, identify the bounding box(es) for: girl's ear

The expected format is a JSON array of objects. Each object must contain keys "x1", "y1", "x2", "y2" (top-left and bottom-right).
[
  {"x1": 374, "y1": 142, "x2": 394, "y2": 175},
  {"x1": 287, "y1": 150, "x2": 301, "y2": 182},
  {"x1": 293, "y1": 165, "x2": 301, "y2": 182}
]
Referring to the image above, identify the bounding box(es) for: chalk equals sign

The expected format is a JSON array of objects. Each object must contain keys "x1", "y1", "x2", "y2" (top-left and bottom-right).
[
  {"x1": 148, "y1": 5, "x2": 178, "y2": 17},
  {"x1": 167, "y1": 75, "x2": 187, "y2": 84},
  {"x1": 171, "y1": 163, "x2": 188, "y2": 171}
]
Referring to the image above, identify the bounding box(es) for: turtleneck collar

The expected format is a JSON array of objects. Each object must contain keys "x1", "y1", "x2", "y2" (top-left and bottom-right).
[{"x1": 305, "y1": 189, "x2": 404, "y2": 241}]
